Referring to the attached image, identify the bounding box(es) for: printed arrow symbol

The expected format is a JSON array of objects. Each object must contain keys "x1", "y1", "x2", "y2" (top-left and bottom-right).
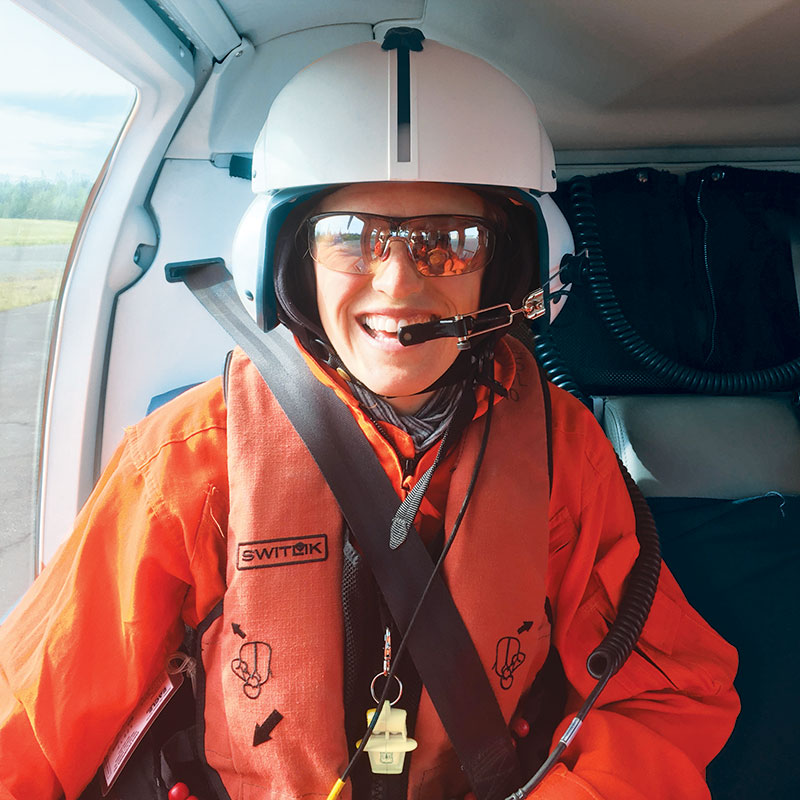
[
  {"x1": 253, "y1": 710, "x2": 284, "y2": 747},
  {"x1": 517, "y1": 621, "x2": 533, "y2": 634},
  {"x1": 232, "y1": 623, "x2": 247, "y2": 638}
]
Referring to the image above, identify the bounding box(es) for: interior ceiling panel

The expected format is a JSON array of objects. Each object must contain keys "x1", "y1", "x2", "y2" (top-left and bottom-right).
[
  {"x1": 218, "y1": 0, "x2": 425, "y2": 45},
  {"x1": 176, "y1": 0, "x2": 800, "y2": 151},
  {"x1": 416, "y1": 0, "x2": 800, "y2": 149},
  {"x1": 608, "y1": 2, "x2": 800, "y2": 108}
]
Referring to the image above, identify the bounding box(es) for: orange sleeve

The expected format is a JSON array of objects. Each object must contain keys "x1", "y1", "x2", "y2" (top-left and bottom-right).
[
  {"x1": 533, "y1": 384, "x2": 739, "y2": 799},
  {"x1": 0, "y1": 379, "x2": 229, "y2": 800}
]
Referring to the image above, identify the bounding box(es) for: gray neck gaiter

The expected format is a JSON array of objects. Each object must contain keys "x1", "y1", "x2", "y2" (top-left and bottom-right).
[{"x1": 350, "y1": 380, "x2": 466, "y2": 454}]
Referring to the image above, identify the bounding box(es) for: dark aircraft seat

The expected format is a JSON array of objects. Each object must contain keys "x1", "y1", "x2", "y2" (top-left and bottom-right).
[
  {"x1": 546, "y1": 165, "x2": 800, "y2": 799},
  {"x1": 600, "y1": 394, "x2": 800, "y2": 798}
]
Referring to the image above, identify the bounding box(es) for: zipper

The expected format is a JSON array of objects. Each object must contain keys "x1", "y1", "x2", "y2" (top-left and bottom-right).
[
  {"x1": 401, "y1": 456, "x2": 418, "y2": 487},
  {"x1": 372, "y1": 418, "x2": 417, "y2": 496},
  {"x1": 374, "y1": 419, "x2": 403, "y2": 463}
]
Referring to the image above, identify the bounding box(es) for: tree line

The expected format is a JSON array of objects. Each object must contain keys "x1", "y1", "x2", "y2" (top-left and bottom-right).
[{"x1": 0, "y1": 176, "x2": 93, "y2": 221}]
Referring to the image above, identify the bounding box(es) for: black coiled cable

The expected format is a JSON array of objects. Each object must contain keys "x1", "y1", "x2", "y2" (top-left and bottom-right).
[
  {"x1": 585, "y1": 459, "x2": 661, "y2": 679},
  {"x1": 533, "y1": 330, "x2": 591, "y2": 407},
  {"x1": 507, "y1": 459, "x2": 661, "y2": 799},
  {"x1": 567, "y1": 175, "x2": 800, "y2": 394}
]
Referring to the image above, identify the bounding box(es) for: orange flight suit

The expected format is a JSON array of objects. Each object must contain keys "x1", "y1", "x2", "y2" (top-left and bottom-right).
[{"x1": 0, "y1": 337, "x2": 738, "y2": 799}]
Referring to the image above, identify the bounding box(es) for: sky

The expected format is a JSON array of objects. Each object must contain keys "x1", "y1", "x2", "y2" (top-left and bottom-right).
[{"x1": 0, "y1": 1, "x2": 135, "y2": 180}]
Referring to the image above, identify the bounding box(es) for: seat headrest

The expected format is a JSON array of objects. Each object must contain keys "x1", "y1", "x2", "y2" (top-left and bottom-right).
[{"x1": 602, "y1": 395, "x2": 800, "y2": 498}]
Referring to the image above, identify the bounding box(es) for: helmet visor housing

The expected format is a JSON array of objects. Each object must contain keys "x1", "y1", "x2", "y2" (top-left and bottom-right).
[{"x1": 305, "y1": 212, "x2": 495, "y2": 277}]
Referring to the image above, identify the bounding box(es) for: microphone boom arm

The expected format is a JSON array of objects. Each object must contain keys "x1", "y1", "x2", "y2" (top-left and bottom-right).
[{"x1": 398, "y1": 289, "x2": 545, "y2": 350}]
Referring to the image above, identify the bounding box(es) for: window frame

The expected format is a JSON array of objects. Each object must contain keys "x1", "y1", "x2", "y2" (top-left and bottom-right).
[{"x1": 13, "y1": 0, "x2": 198, "y2": 568}]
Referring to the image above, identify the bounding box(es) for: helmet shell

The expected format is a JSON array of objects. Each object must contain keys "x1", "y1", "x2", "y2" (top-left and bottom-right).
[{"x1": 252, "y1": 39, "x2": 556, "y2": 194}]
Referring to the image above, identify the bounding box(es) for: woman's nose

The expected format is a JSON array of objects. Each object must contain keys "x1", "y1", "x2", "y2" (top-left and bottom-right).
[{"x1": 371, "y1": 239, "x2": 424, "y2": 299}]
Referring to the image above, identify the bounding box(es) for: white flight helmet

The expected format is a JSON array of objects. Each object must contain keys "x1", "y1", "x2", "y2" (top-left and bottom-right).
[{"x1": 231, "y1": 28, "x2": 573, "y2": 334}]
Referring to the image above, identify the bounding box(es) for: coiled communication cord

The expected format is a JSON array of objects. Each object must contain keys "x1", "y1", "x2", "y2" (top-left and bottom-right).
[
  {"x1": 533, "y1": 331, "x2": 590, "y2": 407},
  {"x1": 506, "y1": 460, "x2": 661, "y2": 799},
  {"x1": 564, "y1": 175, "x2": 800, "y2": 394}
]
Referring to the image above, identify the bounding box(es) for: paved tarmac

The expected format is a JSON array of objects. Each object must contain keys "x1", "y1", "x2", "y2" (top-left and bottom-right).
[
  {"x1": 0, "y1": 300, "x2": 56, "y2": 619},
  {"x1": 0, "y1": 242, "x2": 69, "y2": 617},
  {"x1": 0, "y1": 243, "x2": 67, "y2": 277}
]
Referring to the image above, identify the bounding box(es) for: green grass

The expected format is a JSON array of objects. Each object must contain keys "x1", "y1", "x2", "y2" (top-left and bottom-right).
[
  {"x1": 0, "y1": 275, "x2": 61, "y2": 312},
  {"x1": 0, "y1": 218, "x2": 77, "y2": 246}
]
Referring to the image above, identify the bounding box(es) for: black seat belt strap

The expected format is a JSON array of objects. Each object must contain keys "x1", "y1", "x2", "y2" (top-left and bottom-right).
[{"x1": 167, "y1": 259, "x2": 523, "y2": 800}]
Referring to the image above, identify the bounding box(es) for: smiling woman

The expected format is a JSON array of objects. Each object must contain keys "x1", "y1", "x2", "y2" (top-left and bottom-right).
[
  {"x1": 0, "y1": 0, "x2": 134, "y2": 619},
  {"x1": 312, "y1": 183, "x2": 487, "y2": 411}
]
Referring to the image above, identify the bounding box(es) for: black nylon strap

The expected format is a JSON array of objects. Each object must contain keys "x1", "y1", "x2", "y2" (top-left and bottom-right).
[{"x1": 171, "y1": 259, "x2": 522, "y2": 800}]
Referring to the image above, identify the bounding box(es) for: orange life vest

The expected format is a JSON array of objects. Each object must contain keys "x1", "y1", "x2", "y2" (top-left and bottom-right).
[{"x1": 198, "y1": 344, "x2": 551, "y2": 800}]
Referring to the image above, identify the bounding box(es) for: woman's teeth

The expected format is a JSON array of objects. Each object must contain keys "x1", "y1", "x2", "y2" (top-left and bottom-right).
[{"x1": 362, "y1": 315, "x2": 434, "y2": 336}]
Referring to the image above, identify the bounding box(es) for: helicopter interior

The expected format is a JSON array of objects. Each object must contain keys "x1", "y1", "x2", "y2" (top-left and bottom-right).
[{"x1": 4, "y1": 1, "x2": 800, "y2": 798}]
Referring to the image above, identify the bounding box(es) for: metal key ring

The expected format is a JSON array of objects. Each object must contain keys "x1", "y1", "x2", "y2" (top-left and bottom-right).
[{"x1": 370, "y1": 672, "x2": 403, "y2": 706}]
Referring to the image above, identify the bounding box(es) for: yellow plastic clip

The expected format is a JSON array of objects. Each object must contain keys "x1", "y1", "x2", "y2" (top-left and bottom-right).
[{"x1": 355, "y1": 701, "x2": 418, "y2": 775}]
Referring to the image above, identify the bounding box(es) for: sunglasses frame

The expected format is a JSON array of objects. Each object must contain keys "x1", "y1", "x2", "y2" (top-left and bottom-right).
[{"x1": 303, "y1": 211, "x2": 497, "y2": 277}]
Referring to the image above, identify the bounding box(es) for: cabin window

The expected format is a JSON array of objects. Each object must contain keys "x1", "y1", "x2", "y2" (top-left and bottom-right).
[{"x1": 0, "y1": 0, "x2": 134, "y2": 618}]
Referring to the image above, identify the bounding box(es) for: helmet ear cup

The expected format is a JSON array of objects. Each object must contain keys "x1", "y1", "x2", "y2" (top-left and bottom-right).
[
  {"x1": 231, "y1": 194, "x2": 271, "y2": 329},
  {"x1": 475, "y1": 192, "x2": 575, "y2": 326},
  {"x1": 536, "y1": 194, "x2": 574, "y2": 323}
]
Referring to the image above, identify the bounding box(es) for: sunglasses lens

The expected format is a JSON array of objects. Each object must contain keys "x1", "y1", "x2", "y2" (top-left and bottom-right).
[
  {"x1": 404, "y1": 217, "x2": 492, "y2": 276},
  {"x1": 367, "y1": 220, "x2": 393, "y2": 263},
  {"x1": 308, "y1": 214, "x2": 493, "y2": 276},
  {"x1": 308, "y1": 214, "x2": 369, "y2": 273}
]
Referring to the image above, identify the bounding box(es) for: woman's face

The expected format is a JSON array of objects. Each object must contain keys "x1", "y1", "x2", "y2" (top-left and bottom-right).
[{"x1": 312, "y1": 182, "x2": 487, "y2": 414}]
